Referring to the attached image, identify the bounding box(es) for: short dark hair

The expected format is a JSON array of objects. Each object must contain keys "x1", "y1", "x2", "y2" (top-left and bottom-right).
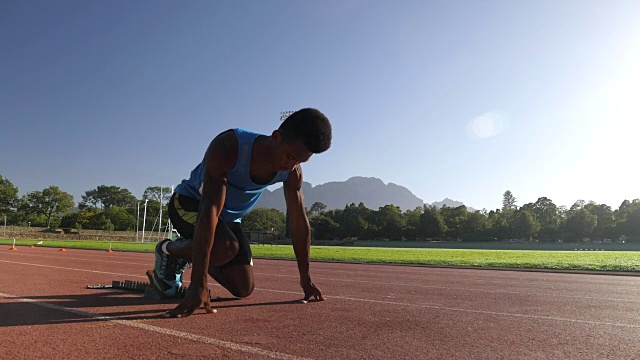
[{"x1": 279, "y1": 108, "x2": 332, "y2": 153}]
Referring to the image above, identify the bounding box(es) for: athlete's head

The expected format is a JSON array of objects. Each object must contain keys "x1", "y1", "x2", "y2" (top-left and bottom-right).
[
  {"x1": 278, "y1": 108, "x2": 332, "y2": 154},
  {"x1": 272, "y1": 108, "x2": 332, "y2": 172}
]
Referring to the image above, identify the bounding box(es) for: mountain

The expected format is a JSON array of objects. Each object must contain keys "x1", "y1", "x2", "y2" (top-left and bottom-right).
[
  {"x1": 256, "y1": 176, "x2": 470, "y2": 212},
  {"x1": 431, "y1": 198, "x2": 467, "y2": 209}
]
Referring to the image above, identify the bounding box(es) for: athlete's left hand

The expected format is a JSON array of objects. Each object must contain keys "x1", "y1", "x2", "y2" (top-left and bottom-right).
[
  {"x1": 163, "y1": 282, "x2": 215, "y2": 318},
  {"x1": 300, "y1": 276, "x2": 325, "y2": 302}
]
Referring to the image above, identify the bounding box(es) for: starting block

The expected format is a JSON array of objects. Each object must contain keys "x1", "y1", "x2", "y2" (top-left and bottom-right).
[
  {"x1": 86, "y1": 279, "x2": 189, "y2": 299},
  {"x1": 87, "y1": 276, "x2": 214, "y2": 301}
]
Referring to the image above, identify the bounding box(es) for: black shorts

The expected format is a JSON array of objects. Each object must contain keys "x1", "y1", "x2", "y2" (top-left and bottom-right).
[{"x1": 167, "y1": 193, "x2": 252, "y2": 267}]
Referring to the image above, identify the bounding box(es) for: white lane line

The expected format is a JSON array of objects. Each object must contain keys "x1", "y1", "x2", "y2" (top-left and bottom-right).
[
  {"x1": 330, "y1": 294, "x2": 640, "y2": 329},
  {"x1": 312, "y1": 267, "x2": 640, "y2": 285},
  {"x1": 2, "y1": 252, "x2": 151, "y2": 266},
  {"x1": 0, "y1": 259, "x2": 149, "y2": 278},
  {"x1": 256, "y1": 272, "x2": 640, "y2": 303},
  {"x1": 0, "y1": 291, "x2": 309, "y2": 360}
]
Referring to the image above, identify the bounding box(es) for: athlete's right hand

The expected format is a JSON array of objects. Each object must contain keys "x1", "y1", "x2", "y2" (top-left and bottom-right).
[
  {"x1": 301, "y1": 276, "x2": 325, "y2": 302},
  {"x1": 162, "y1": 282, "x2": 215, "y2": 318}
]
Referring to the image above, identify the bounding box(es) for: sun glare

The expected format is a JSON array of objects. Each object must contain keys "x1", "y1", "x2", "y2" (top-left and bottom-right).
[{"x1": 466, "y1": 112, "x2": 506, "y2": 139}]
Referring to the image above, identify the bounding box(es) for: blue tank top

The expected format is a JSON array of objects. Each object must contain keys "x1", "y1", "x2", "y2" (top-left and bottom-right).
[{"x1": 174, "y1": 128, "x2": 289, "y2": 222}]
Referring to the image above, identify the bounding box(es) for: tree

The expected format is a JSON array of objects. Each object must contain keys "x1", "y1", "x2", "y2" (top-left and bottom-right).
[
  {"x1": 104, "y1": 206, "x2": 136, "y2": 231},
  {"x1": 618, "y1": 200, "x2": 633, "y2": 217},
  {"x1": 583, "y1": 202, "x2": 615, "y2": 239},
  {"x1": 439, "y1": 205, "x2": 468, "y2": 239},
  {"x1": 309, "y1": 202, "x2": 327, "y2": 216},
  {"x1": 243, "y1": 208, "x2": 286, "y2": 234},
  {"x1": 339, "y1": 203, "x2": 370, "y2": 239},
  {"x1": 0, "y1": 174, "x2": 19, "y2": 215},
  {"x1": 511, "y1": 209, "x2": 540, "y2": 240},
  {"x1": 420, "y1": 205, "x2": 447, "y2": 240},
  {"x1": 10, "y1": 197, "x2": 29, "y2": 225},
  {"x1": 461, "y1": 211, "x2": 490, "y2": 240},
  {"x1": 402, "y1": 206, "x2": 423, "y2": 240},
  {"x1": 86, "y1": 212, "x2": 115, "y2": 231},
  {"x1": 24, "y1": 186, "x2": 75, "y2": 227},
  {"x1": 531, "y1": 197, "x2": 561, "y2": 239},
  {"x1": 487, "y1": 210, "x2": 512, "y2": 240},
  {"x1": 616, "y1": 199, "x2": 640, "y2": 240},
  {"x1": 565, "y1": 209, "x2": 597, "y2": 241},
  {"x1": 615, "y1": 199, "x2": 640, "y2": 223},
  {"x1": 375, "y1": 205, "x2": 405, "y2": 240},
  {"x1": 570, "y1": 200, "x2": 586, "y2": 211},
  {"x1": 80, "y1": 185, "x2": 136, "y2": 210},
  {"x1": 143, "y1": 186, "x2": 172, "y2": 203},
  {"x1": 502, "y1": 190, "x2": 517, "y2": 211},
  {"x1": 309, "y1": 214, "x2": 340, "y2": 240},
  {"x1": 61, "y1": 209, "x2": 97, "y2": 229},
  {"x1": 620, "y1": 207, "x2": 640, "y2": 239}
]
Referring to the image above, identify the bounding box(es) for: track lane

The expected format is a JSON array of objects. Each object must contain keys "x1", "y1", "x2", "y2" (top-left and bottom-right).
[{"x1": 1, "y1": 246, "x2": 639, "y2": 359}]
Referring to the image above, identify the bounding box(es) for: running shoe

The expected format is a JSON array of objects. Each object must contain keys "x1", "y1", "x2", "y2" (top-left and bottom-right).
[{"x1": 149, "y1": 239, "x2": 188, "y2": 297}]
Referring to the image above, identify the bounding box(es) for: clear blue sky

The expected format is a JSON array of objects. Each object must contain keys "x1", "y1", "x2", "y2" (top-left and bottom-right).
[{"x1": 2, "y1": 0, "x2": 639, "y2": 211}]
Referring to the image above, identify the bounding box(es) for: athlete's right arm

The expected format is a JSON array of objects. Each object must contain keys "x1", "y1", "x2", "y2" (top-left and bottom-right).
[{"x1": 164, "y1": 130, "x2": 237, "y2": 318}]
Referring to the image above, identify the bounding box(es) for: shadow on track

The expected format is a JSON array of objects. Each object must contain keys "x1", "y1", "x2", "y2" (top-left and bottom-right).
[{"x1": 0, "y1": 292, "x2": 309, "y2": 327}]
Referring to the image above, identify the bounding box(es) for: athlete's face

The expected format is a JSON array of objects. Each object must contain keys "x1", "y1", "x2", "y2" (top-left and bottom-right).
[{"x1": 272, "y1": 132, "x2": 313, "y2": 172}]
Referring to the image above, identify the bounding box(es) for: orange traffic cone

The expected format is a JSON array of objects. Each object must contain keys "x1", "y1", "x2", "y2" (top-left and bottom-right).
[
  {"x1": 59, "y1": 248, "x2": 67, "y2": 252},
  {"x1": 9, "y1": 246, "x2": 17, "y2": 251},
  {"x1": 30, "y1": 245, "x2": 36, "y2": 248}
]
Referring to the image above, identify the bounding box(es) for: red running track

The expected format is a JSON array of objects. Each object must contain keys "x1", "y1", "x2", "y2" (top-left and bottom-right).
[{"x1": 1, "y1": 246, "x2": 639, "y2": 359}]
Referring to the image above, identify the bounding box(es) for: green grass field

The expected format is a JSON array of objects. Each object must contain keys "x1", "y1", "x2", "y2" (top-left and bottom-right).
[
  {"x1": 353, "y1": 240, "x2": 640, "y2": 251},
  {"x1": 2, "y1": 238, "x2": 639, "y2": 273}
]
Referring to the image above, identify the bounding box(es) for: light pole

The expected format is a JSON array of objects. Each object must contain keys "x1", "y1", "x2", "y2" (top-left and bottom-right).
[
  {"x1": 168, "y1": 185, "x2": 174, "y2": 239},
  {"x1": 3, "y1": 215, "x2": 6, "y2": 238},
  {"x1": 136, "y1": 202, "x2": 140, "y2": 241},
  {"x1": 28, "y1": 221, "x2": 31, "y2": 228},
  {"x1": 142, "y1": 199, "x2": 149, "y2": 242},
  {"x1": 158, "y1": 187, "x2": 163, "y2": 240}
]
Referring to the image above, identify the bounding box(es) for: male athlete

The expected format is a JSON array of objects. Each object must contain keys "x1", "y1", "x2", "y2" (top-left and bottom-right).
[{"x1": 148, "y1": 108, "x2": 331, "y2": 318}]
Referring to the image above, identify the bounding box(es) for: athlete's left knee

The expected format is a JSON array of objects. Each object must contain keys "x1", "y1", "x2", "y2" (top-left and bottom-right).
[{"x1": 228, "y1": 284, "x2": 253, "y2": 298}]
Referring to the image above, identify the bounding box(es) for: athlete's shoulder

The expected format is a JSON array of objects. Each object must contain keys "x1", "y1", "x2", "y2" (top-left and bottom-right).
[
  {"x1": 206, "y1": 129, "x2": 238, "y2": 171},
  {"x1": 213, "y1": 128, "x2": 239, "y2": 150},
  {"x1": 233, "y1": 128, "x2": 261, "y2": 136}
]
